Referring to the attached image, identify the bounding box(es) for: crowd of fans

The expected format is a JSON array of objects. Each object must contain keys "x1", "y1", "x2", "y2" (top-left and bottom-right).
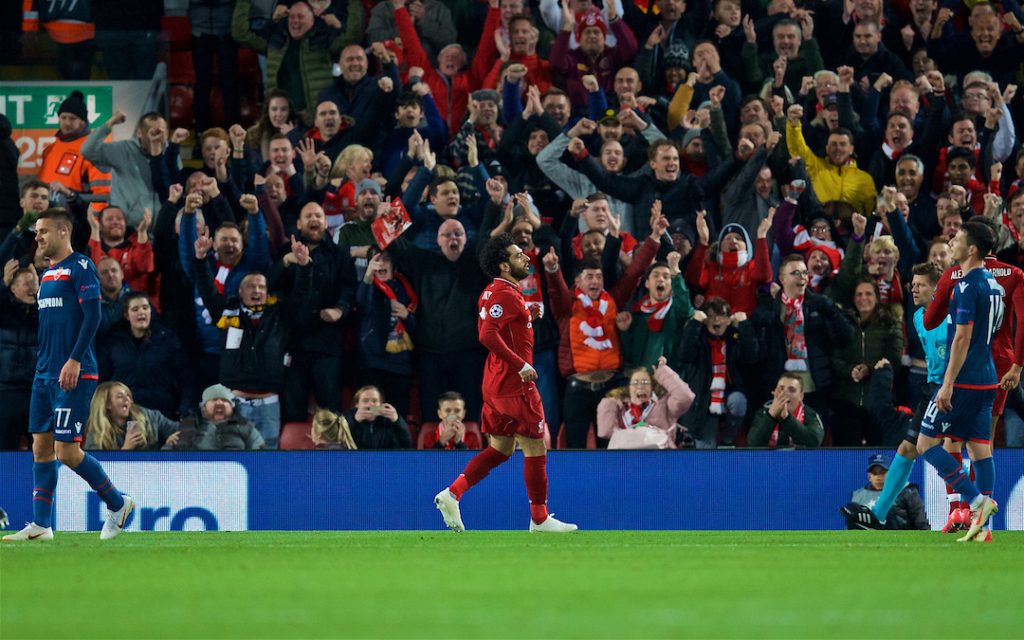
[{"x1": 2, "y1": 0, "x2": 1024, "y2": 450}]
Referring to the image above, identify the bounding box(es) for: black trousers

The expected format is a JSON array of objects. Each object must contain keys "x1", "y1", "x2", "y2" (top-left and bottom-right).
[
  {"x1": 282, "y1": 351, "x2": 343, "y2": 422},
  {"x1": 0, "y1": 388, "x2": 31, "y2": 450},
  {"x1": 562, "y1": 377, "x2": 620, "y2": 449},
  {"x1": 192, "y1": 34, "x2": 239, "y2": 131},
  {"x1": 418, "y1": 350, "x2": 485, "y2": 422}
]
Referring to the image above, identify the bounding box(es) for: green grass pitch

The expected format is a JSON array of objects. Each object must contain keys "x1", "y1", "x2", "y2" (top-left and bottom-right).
[{"x1": 2, "y1": 531, "x2": 1023, "y2": 639}]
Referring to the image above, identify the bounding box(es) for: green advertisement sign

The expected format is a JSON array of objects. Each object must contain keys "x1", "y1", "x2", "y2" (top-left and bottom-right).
[{"x1": 0, "y1": 85, "x2": 114, "y2": 129}]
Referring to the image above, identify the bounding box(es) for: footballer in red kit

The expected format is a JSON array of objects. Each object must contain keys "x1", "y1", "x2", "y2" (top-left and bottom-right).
[
  {"x1": 433, "y1": 232, "x2": 577, "y2": 534},
  {"x1": 478, "y1": 277, "x2": 547, "y2": 439}
]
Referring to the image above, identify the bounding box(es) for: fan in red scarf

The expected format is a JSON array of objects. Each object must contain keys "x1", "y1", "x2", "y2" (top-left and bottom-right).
[
  {"x1": 748, "y1": 372, "x2": 825, "y2": 448},
  {"x1": 684, "y1": 209, "x2": 774, "y2": 315}
]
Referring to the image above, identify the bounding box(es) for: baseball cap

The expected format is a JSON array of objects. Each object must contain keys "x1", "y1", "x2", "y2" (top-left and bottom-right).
[
  {"x1": 866, "y1": 453, "x2": 890, "y2": 472},
  {"x1": 822, "y1": 94, "x2": 839, "y2": 109},
  {"x1": 597, "y1": 109, "x2": 620, "y2": 126}
]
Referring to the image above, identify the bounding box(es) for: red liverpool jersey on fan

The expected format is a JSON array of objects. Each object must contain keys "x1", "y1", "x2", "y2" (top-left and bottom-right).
[
  {"x1": 924, "y1": 256, "x2": 1024, "y2": 371},
  {"x1": 478, "y1": 278, "x2": 535, "y2": 398}
]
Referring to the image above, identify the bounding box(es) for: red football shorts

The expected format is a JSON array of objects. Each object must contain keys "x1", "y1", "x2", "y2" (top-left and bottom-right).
[
  {"x1": 481, "y1": 388, "x2": 547, "y2": 440},
  {"x1": 993, "y1": 387, "x2": 1008, "y2": 417}
]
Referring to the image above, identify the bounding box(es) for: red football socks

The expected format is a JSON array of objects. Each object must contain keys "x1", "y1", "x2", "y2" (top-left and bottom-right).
[
  {"x1": 448, "y1": 447, "x2": 510, "y2": 499},
  {"x1": 524, "y1": 455, "x2": 549, "y2": 524}
]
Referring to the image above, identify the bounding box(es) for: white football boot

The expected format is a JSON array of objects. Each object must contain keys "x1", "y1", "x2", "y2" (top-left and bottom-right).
[
  {"x1": 2, "y1": 522, "x2": 54, "y2": 541},
  {"x1": 100, "y1": 495, "x2": 135, "y2": 540},
  {"x1": 529, "y1": 514, "x2": 578, "y2": 532},
  {"x1": 434, "y1": 489, "x2": 465, "y2": 532}
]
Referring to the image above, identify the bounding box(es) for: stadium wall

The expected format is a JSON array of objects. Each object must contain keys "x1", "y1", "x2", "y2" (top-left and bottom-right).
[{"x1": 1, "y1": 450, "x2": 1023, "y2": 532}]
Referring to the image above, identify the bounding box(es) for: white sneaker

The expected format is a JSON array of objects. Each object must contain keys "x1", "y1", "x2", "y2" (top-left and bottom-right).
[
  {"x1": 2, "y1": 522, "x2": 54, "y2": 541},
  {"x1": 529, "y1": 514, "x2": 578, "y2": 532},
  {"x1": 957, "y1": 496, "x2": 998, "y2": 543},
  {"x1": 100, "y1": 495, "x2": 135, "y2": 540},
  {"x1": 434, "y1": 489, "x2": 465, "y2": 533}
]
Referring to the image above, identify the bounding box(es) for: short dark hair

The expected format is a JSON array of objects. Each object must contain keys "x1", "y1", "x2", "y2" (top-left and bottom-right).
[
  {"x1": 773, "y1": 18, "x2": 802, "y2": 35},
  {"x1": 427, "y1": 176, "x2": 457, "y2": 199},
  {"x1": 136, "y1": 110, "x2": 165, "y2": 131},
  {"x1": 21, "y1": 179, "x2": 49, "y2": 198},
  {"x1": 38, "y1": 208, "x2": 73, "y2": 230},
  {"x1": 704, "y1": 296, "x2": 731, "y2": 317},
  {"x1": 946, "y1": 146, "x2": 976, "y2": 167},
  {"x1": 395, "y1": 91, "x2": 423, "y2": 110},
  {"x1": 574, "y1": 257, "x2": 603, "y2": 278},
  {"x1": 480, "y1": 232, "x2": 516, "y2": 278},
  {"x1": 827, "y1": 128, "x2": 854, "y2": 146},
  {"x1": 780, "y1": 253, "x2": 806, "y2": 271},
  {"x1": 99, "y1": 205, "x2": 124, "y2": 220},
  {"x1": 437, "y1": 391, "x2": 465, "y2": 406},
  {"x1": 216, "y1": 221, "x2": 242, "y2": 236},
  {"x1": 644, "y1": 261, "x2": 671, "y2": 281},
  {"x1": 647, "y1": 139, "x2": 678, "y2": 162},
  {"x1": 268, "y1": 132, "x2": 292, "y2": 144},
  {"x1": 777, "y1": 371, "x2": 804, "y2": 391},
  {"x1": 962, "y1": 218, "x2": 996, "y2": 257},
  {"x1": 911, "y1": 262, "x2": 942, "y2": 285},
  {"x1": 1009, "y1": 189, "x2": 1024, "y2": 207}
]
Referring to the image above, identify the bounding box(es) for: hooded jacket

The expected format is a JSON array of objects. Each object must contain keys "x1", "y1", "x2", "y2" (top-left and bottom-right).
[{"x1": 684, "y1": 222, "x2": 772, "y2": 315}]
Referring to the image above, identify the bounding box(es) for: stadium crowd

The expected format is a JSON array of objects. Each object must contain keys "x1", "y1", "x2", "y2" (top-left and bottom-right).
[{"x1": 2, "y1": 0, "x2": 1024, "y2": 451}]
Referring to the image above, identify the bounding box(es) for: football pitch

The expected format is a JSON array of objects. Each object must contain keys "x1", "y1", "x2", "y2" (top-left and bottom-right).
[{"x1": 2, "y1": 531, "x2": 1022, "y2": 639}]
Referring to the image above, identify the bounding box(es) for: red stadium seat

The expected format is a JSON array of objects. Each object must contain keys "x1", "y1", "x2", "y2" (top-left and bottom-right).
[
  {"x1": 168, "y1": 85, "x2": 194, "y2": 128},
  {"x1": 167, "y1": 50, "x2": 195, "y2": 84},
  {"x1": 161, "y1": 16, "x2": 192, "y2": 51},
  {"x1": 555, "y1": 424, "x2": 596, "y2": 449},
  {"x1": 417, "y1": 421, "x2": 438, "y2": 449},
  {"x1": 280, "y1": 421, "x2": 316, "y2": 450}
]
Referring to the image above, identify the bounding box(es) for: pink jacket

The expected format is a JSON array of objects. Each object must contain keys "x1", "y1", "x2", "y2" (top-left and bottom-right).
[{"x1": 596, "y1": 365, "x2": 695, "y2": 440}]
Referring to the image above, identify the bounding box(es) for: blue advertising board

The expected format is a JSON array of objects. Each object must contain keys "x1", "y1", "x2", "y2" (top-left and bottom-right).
[{"x1": 1, "y1": 450, "x2": 1022, "y2": 532}]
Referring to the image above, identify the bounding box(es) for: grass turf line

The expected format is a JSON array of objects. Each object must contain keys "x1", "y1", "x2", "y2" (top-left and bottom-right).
[{"x1": 2, "y1": 531, "x2": 1022, "y2": 639}]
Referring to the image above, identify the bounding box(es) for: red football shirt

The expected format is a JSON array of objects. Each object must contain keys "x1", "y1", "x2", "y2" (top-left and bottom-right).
[
  {"x1": 478, "y1": 278, "x2": 536, "y2": 398},
  {"x1": 924, "y1": 256, "x2": 1024, "y2": 372}
]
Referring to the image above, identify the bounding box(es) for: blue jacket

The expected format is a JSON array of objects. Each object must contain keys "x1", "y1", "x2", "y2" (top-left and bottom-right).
[
  {"x1": 400, "y1": 164, "x2": 488, "y2": 251},
  {"x1": 375, "y1": 95, "x2": 448, "y2": 177},
  {"x1": 178, "y1": 210, "x2": 271, "y2": 354}
]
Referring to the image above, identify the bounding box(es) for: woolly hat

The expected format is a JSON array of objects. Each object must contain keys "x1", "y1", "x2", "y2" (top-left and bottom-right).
[
  {"x1": 58, "y1": 90, "x2": 88, "y2": 123},
  {"x1": 806, "y1": 244, "x2": 842, "y2": 272},
  {"x1": 681, "y1": 128, "x2": 701, "y2": 148},
  {"x1": 202, "y1": 384, "x2": 235, "y2": 404},
  {"x1": 357, "y1": 178, "x2": 382, "y2": 196},
  {"x1": 575, "y1": 9, "x2": 608, "y2": 42}
]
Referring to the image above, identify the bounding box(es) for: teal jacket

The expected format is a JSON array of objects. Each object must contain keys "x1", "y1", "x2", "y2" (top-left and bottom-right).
[{"x1": 621, "y1": 274, "x2": 694, "y2": 370}]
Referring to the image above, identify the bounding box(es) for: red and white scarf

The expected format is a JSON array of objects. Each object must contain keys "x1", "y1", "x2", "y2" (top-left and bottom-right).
[
  {"x1": 574, "y1": 288, "x2": 613, "y2": 350},
  {"x1": 622, "y1": 398, "x2": 656, "y2": 429},
  {"x1": 709, "y1": 337, "x2": 727, "y2": 415},
  {"x1": 719, "y1": 249, "x2": 749, "y2": 269},
  {"x1": 634, "y1": 295, "x2": 672, "y2": 332},
  {"x1": 769, "y1": 401, "x2": 805, "y2": 449},
  {"x1": 781, "y1": 292, "x2": 808, "y2": 372},
  {"x1": 213, "y1": 261, "x2": 231, "y2": 295}
]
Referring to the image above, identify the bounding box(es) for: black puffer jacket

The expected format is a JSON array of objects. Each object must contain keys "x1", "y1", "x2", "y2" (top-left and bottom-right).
[
  {"x1": 750, "y1": 289, "x2": 855, "y2": 406},
  {"x1": 0, "y1": 286, "x2": 38, "y2": 390},
  {"x1": 98, "y1": 321, "x2": 196, "y2": 419}
]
